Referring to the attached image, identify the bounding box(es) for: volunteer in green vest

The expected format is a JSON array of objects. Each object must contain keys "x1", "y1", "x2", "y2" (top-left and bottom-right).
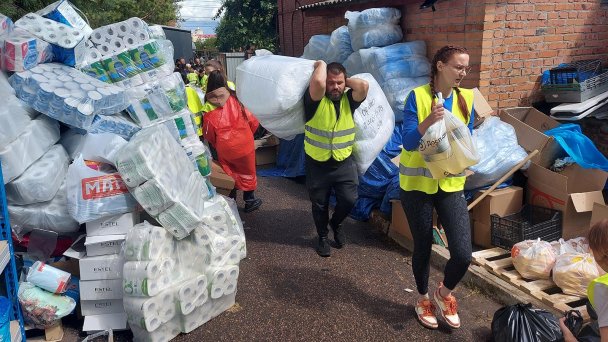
[
  {"x1": 560, "y1": 219, "x2": 608, "y2": 342},
  {"x1": 304, "y1": 61, "x2": 369, "y2": 257},
  {"x1": 399, "y1": 46, "x2": 475, "y2": 330}
]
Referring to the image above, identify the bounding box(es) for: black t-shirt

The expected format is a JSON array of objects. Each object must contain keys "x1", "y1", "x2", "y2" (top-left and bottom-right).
[{"x1": 303, "y1": 87, "x2": 364, "y2": 165}]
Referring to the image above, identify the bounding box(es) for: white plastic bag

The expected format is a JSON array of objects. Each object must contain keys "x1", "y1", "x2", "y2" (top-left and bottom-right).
[
  {"x1": 325, "y1": 26, "x2": 353, "y2": 64},
  {"x1": 511, "y1": 239, "x2": 556, "y2": 280},
  {"x1": 301, "y1": 35, "x2": 330, "y2": 61},
  {"x1": 418, "y1": 92, "x2": 478, "y2": 178},
  {"x1": 553, "y1": 253, "x2": 600, "y2": 297},
  {"x1": 351, "y1": 73, "x2": 394, "y2": 174},
  {"x1": 67, "y1": 156, "x2": 137, "y2": 223}
]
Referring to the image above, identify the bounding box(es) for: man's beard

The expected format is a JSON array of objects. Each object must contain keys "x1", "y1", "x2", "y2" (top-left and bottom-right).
[{"x1": 327, "y1": 90, "x2": 343, "y2": 101}]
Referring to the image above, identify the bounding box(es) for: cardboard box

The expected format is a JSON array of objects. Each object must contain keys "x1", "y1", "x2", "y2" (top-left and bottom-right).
[
  {"x1": 85, "y1": 212, "x2": 138, "y2": 237},
  {"x1": 471, "y1": 187, "x2": 524, "y2": 248},
  {"x1": 255, "y1": 145, "x2": 277, "y2": 165},
  {"x1": 80, "y1": 299, "x2": 124, "y2": 316},
  {"x1": 209, "y1": 161, "x2": 235, "y2": 191},
  {"x1": 79, "y1": 279, "x2": 123, "y2": 300},
  {"x1": 84, "y1": 235, "x2": 126, "y2": 257},
  {"x1": 79, "y1": 254, "x2": 124, "y2": 281},
  {"x1": 527, "y1": 163, "x2": 608, "y2": 239},
  {"x1": 499, "y1": 107, "x2": 562, "y2": 168},
  {"x1": 82, "y1": 312, "x2": 128, "y2": 332}
]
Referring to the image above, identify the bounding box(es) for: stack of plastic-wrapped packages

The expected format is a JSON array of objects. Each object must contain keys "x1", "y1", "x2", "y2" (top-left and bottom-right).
[
  {"x1": 301, "y1": 7, "x2": 431, "y2": 123},
  {"x1": 1, "y1": 1, "x2": 245, "y2": 339}
]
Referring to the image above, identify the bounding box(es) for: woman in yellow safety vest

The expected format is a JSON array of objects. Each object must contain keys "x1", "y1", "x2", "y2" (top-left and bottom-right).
[
  {"x1": 398, "y1": 46, "x2": 475, "y2": 330},
  {"x1": 560, "y1": 219, "x2": 608, "y2": 342},
  {"x1": 201, "y1": 60, "x2": 235, "y2": 92}
]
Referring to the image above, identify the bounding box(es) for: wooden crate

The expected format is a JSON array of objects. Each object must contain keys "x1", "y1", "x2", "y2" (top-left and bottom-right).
[{"x1": 472, "y1": 247, "x2": 590, "y2": 321}]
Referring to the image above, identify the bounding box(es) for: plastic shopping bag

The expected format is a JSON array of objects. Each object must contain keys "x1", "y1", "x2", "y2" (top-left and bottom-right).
[
  {"x1": 511, "y1": 239, "x2": 556, "y2": 280},
  {"x1": 553, "y1": 253, "x2": 600, "y2": 297},
  {"x1": 418, "y1": 92, "x2": 478, "y2": 178},
  {"x1": 492, "y1": 303, "x2": 563, "y2": 342}
]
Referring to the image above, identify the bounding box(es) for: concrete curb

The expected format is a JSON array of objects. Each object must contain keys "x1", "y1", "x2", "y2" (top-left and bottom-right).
[{"x1": 371, "y1": 211, "x2": 561, "y2": 317}]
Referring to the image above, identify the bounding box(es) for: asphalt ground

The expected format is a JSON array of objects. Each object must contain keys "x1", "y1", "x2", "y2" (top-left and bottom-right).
[{"x1": 59, "y1": 174, "x2": 501, "y2": 342}]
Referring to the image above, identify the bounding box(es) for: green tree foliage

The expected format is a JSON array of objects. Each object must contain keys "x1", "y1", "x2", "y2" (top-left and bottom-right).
[
  {"x1": 214, "y1": 0, "x2": 277, "y2": 52},
  {"x1": 0, "y1": 0, "x2": 179, "y2": 28}
]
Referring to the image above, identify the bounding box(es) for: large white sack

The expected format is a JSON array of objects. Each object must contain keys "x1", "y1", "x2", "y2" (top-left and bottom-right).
[
  {"x1": 360, "y1": 44, "x2": 431, "y2": 84},
  {"x1": 343, "y1": 51, "x2": 366, "y2": 76},
  {"x1": 8, "y1": 180, "x2": 80, "y2": 235},
  {"x1": 237, "y1": 55, "x2": 315, "y2": 115},
  {"x1": 236, "y1": 55, "x2": 315, "y2": 139},
  {"x1": 351, "y1": 73, "x2": 394, "y2": 174},
  {"x1": 325, "y1": 26, "x2": 353, "y2": 64},
  {"x1": 6, "y1": 144, "x2": 69, "y2": 205},
  {"x1": 0, "y1": 97, "x2": 34, "y2": 148},
  {"x1": 383, "y1": 76, "x2": 430, "y2": 113},
  {"x1": 345, "y1": 8, "x2": 403, "y2": 51},
  {"x1": 0, "y1": 116, "x2": 60, "y2": 184},
  {"x1": 301, "y1": 35, "x2": 330, "y2": 61}
]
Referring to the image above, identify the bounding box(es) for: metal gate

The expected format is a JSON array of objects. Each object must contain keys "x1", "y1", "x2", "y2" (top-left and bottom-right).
[{"x1": 219, "y1": 52, "x2": 245, "y2": 84}]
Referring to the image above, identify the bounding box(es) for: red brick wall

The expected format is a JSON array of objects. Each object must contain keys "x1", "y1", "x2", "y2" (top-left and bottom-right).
[
  {"x1": 480, "y1": 0, "x2": 608, "y2": 109},
  {"x1": 278, "y1": 0, "x2": 608, "y2": 109}
]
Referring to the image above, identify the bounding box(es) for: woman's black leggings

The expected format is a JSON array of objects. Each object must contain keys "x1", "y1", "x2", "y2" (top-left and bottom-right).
[{"x1": 400, "y1": 189, "x2": 472, "y2": 295}]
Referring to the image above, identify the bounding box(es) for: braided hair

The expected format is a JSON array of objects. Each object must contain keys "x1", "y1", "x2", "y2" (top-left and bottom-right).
[{"x1": 429, "y1": 45, "x2": 470, "y2": 122}]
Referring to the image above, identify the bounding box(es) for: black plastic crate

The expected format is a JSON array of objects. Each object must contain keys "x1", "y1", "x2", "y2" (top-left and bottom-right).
[{"x1": 490, "y1": 205, "x2": 562, "y2": 250}]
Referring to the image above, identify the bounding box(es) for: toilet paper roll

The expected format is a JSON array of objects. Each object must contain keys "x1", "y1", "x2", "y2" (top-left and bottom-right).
[
  {"x1": 98, "y1": 44, "x2": 112, "y2": 55},
  {"x1": 224, "y1": 281, "x2": 237, "y2": 295},
  {"x1": 90, "y1": 30, "x2": 106, "y2": 45},
  {"x1": 131, "y1": 324, "x2": 171, "y2": 342},
  {"x1": 123, "y1": 274, "x2": 169, "y2": 297},
  {"x1": 159, "y1": 301, "x2": 176, "y2": 323},
  {"x1": 123, "y1": 34, "x2": 138, "y2": 47},
  {"x1": 109, "y1": 37, "x2": 124, "y2": 52},
  {"x1": 123, "y1": 296, "x2": 160, "y2": 316},
  {"x1": 117, "y1": 22, "x2": 130, "y2": 36},
  {"x1": 211, "y1": 291, "x2": 236, "y2": 318},
  {"x1": 123, "y1": 259, "x2": 170, "y2": 279},
  {"x1": 126, "y1": 308, "x2": 162, "y2": 332},
  {"x1": 176, "y1": 275, "x2": 207, "y2": 315}
]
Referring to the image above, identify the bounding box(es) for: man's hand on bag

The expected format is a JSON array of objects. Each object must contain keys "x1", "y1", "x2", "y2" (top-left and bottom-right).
[{"x1": 418, "y1": 102, "x2": 445, "y2": 135}]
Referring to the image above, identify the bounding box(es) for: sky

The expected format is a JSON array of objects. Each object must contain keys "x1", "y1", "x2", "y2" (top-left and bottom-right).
[{"x1": 177, "y1": 0, "x2": 222, "y2": 34}]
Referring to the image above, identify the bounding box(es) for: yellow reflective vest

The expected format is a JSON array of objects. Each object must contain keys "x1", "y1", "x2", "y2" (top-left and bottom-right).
[
  {"x1": 399, "y1": 84, "x2": 474, "y2": 194},
  {"x1": 304, "y1": 94, "x2": 356, "y2": 162},
  {"x1": 588, "y1": 273, "x2": 608, "y2": 312},
  {"x1": 185, "y1": 86, "x2": 204, "y2": 136}
]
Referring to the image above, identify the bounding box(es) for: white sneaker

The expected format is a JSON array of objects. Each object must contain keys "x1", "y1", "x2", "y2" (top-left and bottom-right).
[
  {"x1": 433, "y1": 283, "x2": 461, "y2": 329},
  {"x1": 415, "y1": 298, "x2": 438, "y2": 329}
]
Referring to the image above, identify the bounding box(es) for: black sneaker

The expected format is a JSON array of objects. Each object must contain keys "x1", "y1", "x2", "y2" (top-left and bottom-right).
[
  {"x1": 316, "y1": 237, "x2": 331, "y2": 257},
  {"x1": 331, "y1": 222, "x2": 345, "y2": 249},
  {"x1": 244, "y1": 198, "x2": 262, "y2": 213}
]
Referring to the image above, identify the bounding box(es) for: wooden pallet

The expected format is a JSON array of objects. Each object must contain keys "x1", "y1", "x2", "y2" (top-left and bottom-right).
[{"x1": 472, "y1": 247, "x2": 590, "y2": 321}]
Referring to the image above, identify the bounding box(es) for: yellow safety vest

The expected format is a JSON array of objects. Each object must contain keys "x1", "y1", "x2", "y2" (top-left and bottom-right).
[
  {"x1": 304, "y1": 94, "x2": 356, "y2": 162},
  {"x1": 588, "y1": 273, "x2": 608, "y2": 311},
  {"x1": 185, "y1": 86, "x2": 204, "y2": 136},
  {"x1": 399, "y1": 84, "x2": 474, "y2": 194}
]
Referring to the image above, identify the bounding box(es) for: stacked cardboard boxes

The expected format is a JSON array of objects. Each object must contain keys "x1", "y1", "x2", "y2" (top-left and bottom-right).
[{"x1": 78, "y1": 212, "x2": 138, "y2": 332}]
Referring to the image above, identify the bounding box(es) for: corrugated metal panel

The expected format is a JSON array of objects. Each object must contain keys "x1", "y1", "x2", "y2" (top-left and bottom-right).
[{"x1": 223, "y1": 52, "x2": 244, "y2": 83}]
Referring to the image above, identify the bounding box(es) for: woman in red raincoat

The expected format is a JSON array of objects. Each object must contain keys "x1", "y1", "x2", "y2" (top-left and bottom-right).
[{"x1": 202, "y1": 70, "x2": 263, "y2": 212}]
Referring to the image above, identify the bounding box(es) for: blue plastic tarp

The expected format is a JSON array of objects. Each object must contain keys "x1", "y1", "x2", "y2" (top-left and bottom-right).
[
  {"x1": 258, "y1": 134, "x2": 306, "y2": 178},
  {"x1": 545, "y1": 124, "x2": 608, "y2": 171}
]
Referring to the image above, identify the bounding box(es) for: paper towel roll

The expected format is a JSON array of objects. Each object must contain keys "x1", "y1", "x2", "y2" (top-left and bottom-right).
[
  {"x1": 123, "y1": 259, "x2": 168, "y2": 279},
  {"x1": 123, "y1": 296, "x2": 160, "y2": 315},
  {"x1": 126, "y1": 310, "x2": 162, "y2": 332},
  {"x1": 123, "y1": 275, "x2": 167, "y2": 297}
]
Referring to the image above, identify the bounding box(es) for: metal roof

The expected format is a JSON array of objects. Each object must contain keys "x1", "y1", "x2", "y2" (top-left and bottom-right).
[{"x1": 297, "y1": 0, "x2": 378, "y2": 11}]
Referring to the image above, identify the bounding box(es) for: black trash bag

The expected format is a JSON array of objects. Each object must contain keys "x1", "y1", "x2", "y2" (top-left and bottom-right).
[
  {"x1": 492, "y1": 303, "x2": 563, "y2": 342},
  {"x1": 564, "y1": 310, "x2": 584, "y2": 336}
]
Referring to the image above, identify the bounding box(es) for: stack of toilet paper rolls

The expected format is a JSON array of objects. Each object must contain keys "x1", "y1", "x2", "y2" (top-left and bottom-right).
[
  {"x1": 116, "y1": 125, "x2": 208, "y2": 239},
  {"x1": 9, "y1": 63, "x2": 130, "y2": 129},
  {"x1": 15, "y1": 12, "x2": 85, "y2": 48},
  {"x1": 2, "y1": 29, "x2": 53, "y2": 72}
]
